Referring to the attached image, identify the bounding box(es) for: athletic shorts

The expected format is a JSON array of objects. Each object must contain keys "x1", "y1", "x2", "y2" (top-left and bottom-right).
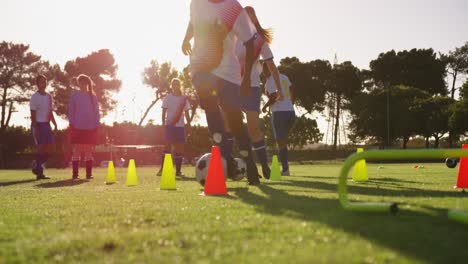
[
  {"x1": 165, "y1": 126, "x2": 186, "y2": 144},
  {"x1": 240, "y1": 86, "x2": 261, "y2": 113},
  {"x1": 70, "y1": 128, "x2": 98, "y2": 145},
  {"x1": 192, "y1": 72, "x2": 241, "y2": 110},
  {"x1": 272, "y1": 111, "x2": 296, "y2": 140},
  {"x1": 32, "y1": 122, "x2": 54, "y2": 145}
]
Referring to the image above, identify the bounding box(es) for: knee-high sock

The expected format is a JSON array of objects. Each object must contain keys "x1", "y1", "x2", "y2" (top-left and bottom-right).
[
  {"x1": 253, "y1": 139, "x2": 268, "y2": 169},
  {"x1": 72, "y1": 160, "x2": 79, "y2": 177},
  {"x1": 36, "y1": 153, "x2": 48, "y2": 171},
  {"x1": 279, "y1": 147, "x2": 289, "y2": 172},
  {"x1": 224, "y1": 132, "x2": 235, "y2": 157},
  {"x1": 174, "y1": 153, "x2": 182, "y2": 173},
  {"x1": 85, "y1": 160, "x2": 93, "y2": 177}
]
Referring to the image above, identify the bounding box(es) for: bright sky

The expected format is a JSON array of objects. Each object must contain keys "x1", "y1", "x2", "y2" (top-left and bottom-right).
[{"x1": 2, "y1": 0, "x2": 468, "y2": 143}]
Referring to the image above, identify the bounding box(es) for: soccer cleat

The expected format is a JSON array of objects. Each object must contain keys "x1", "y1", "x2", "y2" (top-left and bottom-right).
[
  {"x1": 156, "y1": 170, "x2": 162, "y2": 176},
  {"x1": 72, "y1": 175, "x2": 80, "y2": 180},
  {"x1": 176, "y1": 171, "x2": 185, "y2": 177},
  {"x1": 86, "y1": 175, "x2": 94, "y2": 180},
  {"x1": 36, "y1": 174, "x2": 51, "y2": 180},
  {"x1": 262, "y1": 166, "x2": 271, "y2": 180},
  {"x1": 281, "y1": 170, "x2": 290, "y2": 176}
]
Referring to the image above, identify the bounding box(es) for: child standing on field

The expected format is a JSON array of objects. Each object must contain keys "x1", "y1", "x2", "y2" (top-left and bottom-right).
[
  {"x1": 68, "y1": 74, "x2": 100, "y2": 180},
  {"x1": 30, "y1": 75, "x2": 58, "y2": 180},
  {"x1": 157, "y1": 78, "x2": 192, "y2": 177}
]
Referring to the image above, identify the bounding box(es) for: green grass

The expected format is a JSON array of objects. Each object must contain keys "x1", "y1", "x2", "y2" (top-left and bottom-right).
[{"x1": 1, "y1": 162, "x2": 468, "y2": 263}]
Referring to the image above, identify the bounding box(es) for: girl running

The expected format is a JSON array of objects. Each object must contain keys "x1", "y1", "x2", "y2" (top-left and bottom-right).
[
  {"x1": 157, "y1": 78, "x2": 192, "y2": 177},
  {"x1": 68, "y1": 74, "x2": 100, "y2": 180},
  {"x1": 231, "y1": 6, "x2": 284, "y2": 179}
]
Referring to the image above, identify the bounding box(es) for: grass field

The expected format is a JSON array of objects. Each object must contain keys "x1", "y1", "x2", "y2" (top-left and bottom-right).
[{"x1": 1, "y1": 162, "x2": 468, "y2": 263}]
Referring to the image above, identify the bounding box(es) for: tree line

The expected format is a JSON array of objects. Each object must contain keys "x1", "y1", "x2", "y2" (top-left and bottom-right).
[{"x1": 1, "y1": 41, "x2": 468, "y2": 167}]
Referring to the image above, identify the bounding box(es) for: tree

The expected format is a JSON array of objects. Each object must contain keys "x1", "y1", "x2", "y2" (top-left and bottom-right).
[
  {"x1": 449, "y1": 80, "x2": 468, "y2": 137},
  {"x1": 441, "y1": 42, "x2": 468, "y2": 99},
  {"x1": 348, "y1": 85, "x2": 430, "y2": 148},
  {"x1": 369, "y1": 48, "x2": 447, "y2": 95},
  {"x1": 328, "y1": 61, "x2": 362, "y2": 150},
  {"x1": 53, "y1": 49, "x2": 122, "y2": 118},
  {"x1": 0, "y1": 41, "x2": 57, "y2": 167},
  {"x1": 138, "y1": 60, "x2": 178, "y2": 126},
  {"x1": 412, "y1": 96, "x2": 454, "y2": 148},
  {"x1": 278, "y1": 57, "x2": 330, "y2": 113}
]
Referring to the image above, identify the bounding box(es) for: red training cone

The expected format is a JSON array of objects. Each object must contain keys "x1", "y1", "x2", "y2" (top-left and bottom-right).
[
  {"x1": 204, "y1": 146, "x2": 228, "y2": 196},
  {"x1": 455, "y1": 144, "x2": 468, "y2": 189}
]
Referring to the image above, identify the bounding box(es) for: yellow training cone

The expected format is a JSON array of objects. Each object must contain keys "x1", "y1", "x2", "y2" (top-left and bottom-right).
[
  {"x1": 126, "y1": 159, "x2": 138, "y2": 186},
  {"x1": 105, "y1": 161, "x2": 117, "y2": 184},
  {"x1": 270, "y1": 155, "x2": 282, "y2": 181},
  {"x1": 352, "y1": 148, "x2": 368, "y2": 181},
  {"x1": 160, "y1": 154, "x2": 176, "y2": 190}
]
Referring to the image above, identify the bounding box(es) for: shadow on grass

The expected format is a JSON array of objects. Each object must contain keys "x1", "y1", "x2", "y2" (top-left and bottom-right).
[
  {"x1": 36, "y1": 179, "x2": 87, "y2": 188},
  {"x1": 233, "y1": 181, "x2": 468, "y2": 263},
  {"x1": 269, "y1": 179, "x2": 467, "y2": 198},
  {"x1": 0, "y1": 179, "x2": 37, "y2": 187}
]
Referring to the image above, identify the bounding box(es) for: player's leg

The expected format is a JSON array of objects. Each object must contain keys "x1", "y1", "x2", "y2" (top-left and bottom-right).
[
  {"x1": 174, "y1": 142, "x2": 185, "y2": 176},
  {"x1": 219, "y1": 80, "x2": 260, "y2": 185},
  {"x1": 83, "y1": 144, "x2": 95, "y2": 179},
  {"x1": 246, "y1": 111, "x2": 270, "y2": 179},
  {"x1": 273, "y1": 111, "x2": 296, "y2": 175},
  {"x1": 192, "y1": 72, "x2": 234, "y2": 166},
  {"x1": 71, "y1": 144, "x2": 83, "y2": 179},
  {"x1": 32, "y1": 123, "x2": 53, "y2": 179},
  {"x1": 157, "y1": 126, "x2": 173, "y2": 176}
]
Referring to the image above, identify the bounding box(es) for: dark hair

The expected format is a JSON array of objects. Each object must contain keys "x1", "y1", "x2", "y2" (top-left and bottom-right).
[
  {"x1": 245, "y1": 6, "x2": 273, "y2": 44},
  {"x1": 36, "y1": 75, "x2": 47, "y2": 85},
  {"x1": 77, "y1": 74, "x2": 96, "y2": 113}
]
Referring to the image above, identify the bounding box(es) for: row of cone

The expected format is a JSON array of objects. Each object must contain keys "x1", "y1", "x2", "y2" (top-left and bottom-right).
[
  {"x1": 105, "y1": 146, "x2": 285, "y2": 195},
  {"x1": 105, "y1": 154, "x2": 176, "y2": 190},
  {"x1": 351, "y1": 144, "x2": 468, "y2": 189}
]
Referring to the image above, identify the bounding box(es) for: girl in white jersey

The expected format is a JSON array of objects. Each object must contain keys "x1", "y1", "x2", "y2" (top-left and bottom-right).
[
  {"x1": 157, "y1": 79, "x2": 192, "y2": 177},
  {"x1": 262, "y1": 65, "x2": 296, "y2": 176},
  {"x1": 228, "y1": 6, "x2": 283, "y2": 179}
]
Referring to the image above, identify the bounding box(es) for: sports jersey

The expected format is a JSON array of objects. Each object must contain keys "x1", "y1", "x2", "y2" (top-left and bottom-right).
[
  {"x1": 189, "y1": 0, "x2": 257, "y2": 85},
  {"x1": 265, "y1": 74, "x2": 295, "y2": 112},
  {"x1": 162, "y1": 94, "x2": 191, "y2": 127},
  {"x1": 236, "y1": 39, "x2": 273, "y2": 87},
  {"x1": 30, "y1": 92, "x2": 53, "y2": 122}
]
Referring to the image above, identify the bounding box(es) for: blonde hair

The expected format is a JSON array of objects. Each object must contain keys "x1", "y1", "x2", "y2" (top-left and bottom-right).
[{"x1": 245, "y1": 6, "x2": 273, "y2": 44}]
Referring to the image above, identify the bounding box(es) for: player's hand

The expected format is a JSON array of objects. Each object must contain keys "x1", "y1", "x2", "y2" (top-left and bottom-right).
[
  {"x1": 262, "y1": 106, "x2": 268, "y2": 114},
  {"x1": 182, "y1": 40, "x2": 192, "y2": 56},
  {"x1": 240, "y1": 77, "x2": 251, "y2": 97}
]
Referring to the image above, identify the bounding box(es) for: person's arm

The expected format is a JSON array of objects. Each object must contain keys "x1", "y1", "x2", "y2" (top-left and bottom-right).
[
  {"x1": 68, "y1": 94, "x2": 75, "y2": 129},
  {"x1": 182, "y1": 23, "x2": 193, "y2": 56},
  {"x1": 265, "y1": 59, "x2": 284, "y2": 101},
  {"x1": 241, "y1": 39, "x2": 255, "y2": 97},
  {"x1": 162, "y1": 108, "x2": 167, "y2": 126},
  {"x1": 290, "y1": 84, "x2": 295, "y2": 103},
  {"x1": 31, "y1": 110, "x2": 39, "y2": 138},
  {"x1": 95, "y1": 97, "x2": 100, "y2": 129},
  {"x1": 50, "y1": 111, "x2": 58, "y2": 131},
  {"x1": 184, "y1": 111, "x2": 191, "y2": 135},
  {"x1": 262, "y1": 92, "x2": 278, "y2": 113}
]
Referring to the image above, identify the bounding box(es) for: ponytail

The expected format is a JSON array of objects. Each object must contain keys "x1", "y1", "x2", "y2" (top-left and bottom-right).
[
  {"x1": 77, "y1": 74, "x2": 96, "y2": 114},
  {"x1": 245, "y1": 6, "x2": 273, "y2": 44}
]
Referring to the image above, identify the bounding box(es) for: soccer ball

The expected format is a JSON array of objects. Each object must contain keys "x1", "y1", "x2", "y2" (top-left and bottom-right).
[
  {"x1": 445, "y1": 158, "x2": 459, "y2": 169},
  {"x1": 195, "y1": 153, "x2": 227, "y2": 186},
  {"x1": 234, "y1": 158, "x2": 246, "y2": 180},
  {"x1": 195, "y1": 154, "x2": 247, "y2": 186}
]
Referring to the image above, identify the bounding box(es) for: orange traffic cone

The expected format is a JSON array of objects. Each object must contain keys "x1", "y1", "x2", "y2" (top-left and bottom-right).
[
  {"x1": 204, "y1": 146, "x2": 227, "y2": 196},
  {"x1": 455, "y1": 144, "x2": 468, "y2": 189}
]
